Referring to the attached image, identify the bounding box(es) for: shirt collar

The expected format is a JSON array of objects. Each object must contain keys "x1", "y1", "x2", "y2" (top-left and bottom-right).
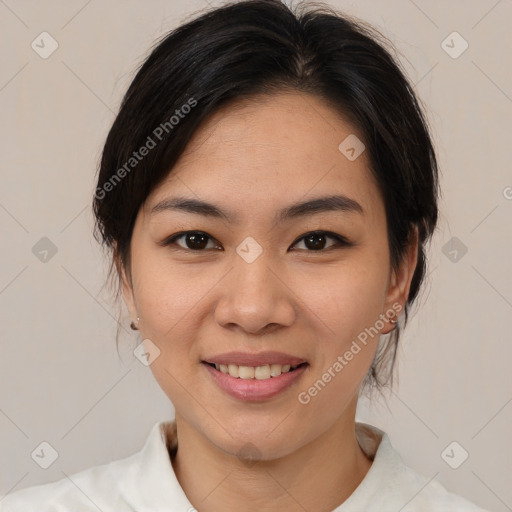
[
  {"x1": 128, "y1": 421, "x2": 194, "y2": 511},
  {"x1": 333, "y1": 423, "x2": 401, "y2": 510},
  {"x1": 127, "y1": 420, "x2": 394, "y2": 511}
]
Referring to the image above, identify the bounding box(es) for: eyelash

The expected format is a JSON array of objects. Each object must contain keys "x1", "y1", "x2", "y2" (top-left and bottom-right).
[{"x1": 161, "y1": 230, "x2": 352, "y2": 253}]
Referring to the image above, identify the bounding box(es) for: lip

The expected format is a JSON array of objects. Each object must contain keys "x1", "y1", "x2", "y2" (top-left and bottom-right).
[
  {"x1": 203, "y1": 350, "x2": 306, "y2": 367},
  {"x1": 203, "y1": 361, "x2": 309, "y2": 401}
]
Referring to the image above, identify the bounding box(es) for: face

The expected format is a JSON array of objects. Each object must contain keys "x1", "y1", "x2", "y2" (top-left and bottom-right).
[{"x1": 121, "y1": 92, "x2": 417, "y2": 460}]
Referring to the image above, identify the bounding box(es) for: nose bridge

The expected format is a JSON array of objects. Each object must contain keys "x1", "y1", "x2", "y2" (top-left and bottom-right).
[
  {"x1": 214, "y1": 237, "x2": 295, "y2": 334},
  {"x1": 232, "y1": 239, "x2": 278, "y2": 309}
]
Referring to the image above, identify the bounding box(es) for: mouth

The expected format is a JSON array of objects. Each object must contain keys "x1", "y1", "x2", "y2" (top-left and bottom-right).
[{"x1": 201, "y1": 359, "x2": 309, "y2": 401}]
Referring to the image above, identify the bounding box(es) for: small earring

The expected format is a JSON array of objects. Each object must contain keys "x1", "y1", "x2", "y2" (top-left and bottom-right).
[
  {"x1": 130, "y1": 316, "x2": 140, "y2": 331},
  {"x1": 388, "y1": 316, "x2": 398, "y2": 331}
]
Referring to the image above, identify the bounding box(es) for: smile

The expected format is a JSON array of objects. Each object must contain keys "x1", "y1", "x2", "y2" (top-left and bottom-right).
[{"x1": 202, "y1": 361, "x2": 309, "y2": 401}]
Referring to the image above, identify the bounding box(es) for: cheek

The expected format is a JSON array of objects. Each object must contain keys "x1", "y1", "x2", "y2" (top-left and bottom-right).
[
  {"x1": 292, "y1": 270, "x2": 386, "y2": 419},
  {"x1": 291, "y1": 255, "x2": 389, "y2": 394},
  {"x1": 298, "y1": 257, "x2": 389, "y2": 340},
  {"x1": 132, "y1": 249, "x2": 208, "y2": 338},
  {"x1": 133, "y1": 257, "x2": 210, "y2": 405}
]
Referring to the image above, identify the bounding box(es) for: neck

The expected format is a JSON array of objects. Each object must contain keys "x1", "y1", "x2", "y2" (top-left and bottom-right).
[{"x1": 170, "y1": 403, "x2": 372, "y2": 512}]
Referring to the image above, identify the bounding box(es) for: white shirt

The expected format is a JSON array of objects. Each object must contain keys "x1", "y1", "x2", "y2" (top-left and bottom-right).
[{"x1": 1, "y1": 421, "x2": 488, "y2": 511}]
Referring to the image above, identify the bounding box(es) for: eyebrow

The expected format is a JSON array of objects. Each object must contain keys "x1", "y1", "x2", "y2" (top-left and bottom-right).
[{"x1": 150, "y1": 194, "x2": 364, "y2": 223}]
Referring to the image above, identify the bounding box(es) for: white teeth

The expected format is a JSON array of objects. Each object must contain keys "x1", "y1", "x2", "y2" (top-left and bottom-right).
[
  {"x1": 254, "y1": 365, "x2": 270, "y2": 380},
  {"x1": 213, "y1": 362, "x2": 300, "y2": 379},
  {"x1": 228, "y1": 364, "x2": 239, "y2": 378},
  {"x1": 238, "y1": 366, "x2": 255, "y2": 379},
  {"x1": 270, "y1": 364, "x2": 282, "y2": 377}
]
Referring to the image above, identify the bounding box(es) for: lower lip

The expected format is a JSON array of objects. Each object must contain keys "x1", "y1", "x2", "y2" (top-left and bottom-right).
[{"x1": 203, "y1": 363, "x2": 308, "y2": 401}]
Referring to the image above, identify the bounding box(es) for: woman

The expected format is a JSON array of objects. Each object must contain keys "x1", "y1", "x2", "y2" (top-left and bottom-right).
[{"x1": 2, "y1": 0, "x2": 488, "y2": 510}]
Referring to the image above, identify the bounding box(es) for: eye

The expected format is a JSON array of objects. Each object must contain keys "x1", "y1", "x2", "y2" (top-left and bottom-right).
[
  {"x1": 162, "y1": 231, "x2": 221, "y2": 251},
  {"x1": 161, "y1": 230, "x2": 351, "y2": 252},
  {"x1": 290, "y1": 231, "x2": 351, "y2": 252}
]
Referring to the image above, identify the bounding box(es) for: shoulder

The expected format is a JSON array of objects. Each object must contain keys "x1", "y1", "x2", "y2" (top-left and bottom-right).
[
  {"x1": 345, "y1": 423, "x2": 489, "y2": 512},
  {"x1": 0, "y1": 421, "x2": 176, "y2": 512},
  {"x1": 391, "y1": 461, "x2": 489, "y2": 511},
  {"x1": 0, "y1": 452, "x2": 139, "y2": 512}
]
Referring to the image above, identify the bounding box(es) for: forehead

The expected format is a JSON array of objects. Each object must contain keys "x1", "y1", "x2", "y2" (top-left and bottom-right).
[{"x1": 145, "y1": 92, "x2": 381, "y2": 222}]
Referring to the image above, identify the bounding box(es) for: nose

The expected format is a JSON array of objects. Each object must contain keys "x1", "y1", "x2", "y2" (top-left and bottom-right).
[{"x1": 214, "y1": 250, "x2": 296, "y2": 336}]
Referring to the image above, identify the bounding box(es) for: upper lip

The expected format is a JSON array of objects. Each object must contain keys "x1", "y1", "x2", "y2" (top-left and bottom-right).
[{"x1": 203, "y1": 351, "x2": 307, "y2": 367}]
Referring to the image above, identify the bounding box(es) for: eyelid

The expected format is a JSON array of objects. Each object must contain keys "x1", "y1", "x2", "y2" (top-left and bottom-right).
[
  {"x1": 161, "y1": 230, "x2": 352, "y2": 252},
  {"x1": 160, "y1": 230, "x2": 222, "y2": 250},
  {"x1": 289, "y1": 230, "x2": 352, "y2": 250}
]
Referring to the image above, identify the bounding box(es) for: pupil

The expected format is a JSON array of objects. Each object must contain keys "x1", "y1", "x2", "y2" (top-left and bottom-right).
[
  {"x1": 187, "y1": 233, "x2": 208, "y2": 250},
  {"x1": 305, "y1": 233, "x2": 325, "y2": 250}
]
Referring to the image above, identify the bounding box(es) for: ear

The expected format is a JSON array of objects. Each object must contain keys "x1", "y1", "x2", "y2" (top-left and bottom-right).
[
  {"x1": 114, "y1": 242, "x2": 138, "y2": 324},
  {"x1": 381, "y1": 226, "x2": 419, "y2": 334}
]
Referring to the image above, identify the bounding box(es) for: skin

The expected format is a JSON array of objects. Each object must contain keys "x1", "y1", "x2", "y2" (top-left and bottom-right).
[{"x1": 120, "y1": 91, "x2": 418, "y2": 512}]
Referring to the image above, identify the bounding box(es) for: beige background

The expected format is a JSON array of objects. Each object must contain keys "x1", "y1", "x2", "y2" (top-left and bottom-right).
[{"x1": 1, "y1": 0, "x2": 511, "y2": 510}]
